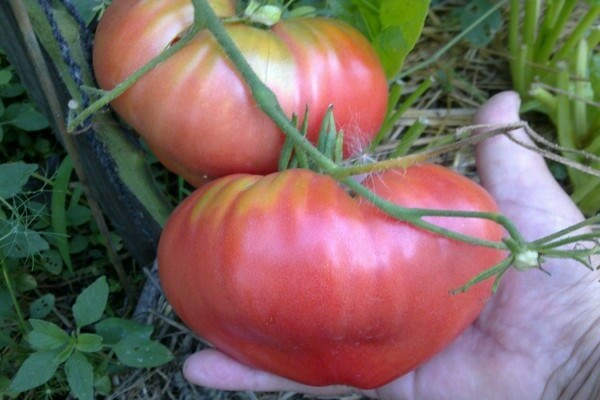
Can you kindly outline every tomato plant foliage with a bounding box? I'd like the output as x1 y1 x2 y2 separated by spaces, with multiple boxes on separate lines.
158 165 505 388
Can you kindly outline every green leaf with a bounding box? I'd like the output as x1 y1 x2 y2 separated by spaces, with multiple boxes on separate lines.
454 0 501 47
29 293 56 319
94 374 112 396
0 219 49 259
95 317 154 345
72 276 108 328
15 272 37 292
9 350 61 393
65 352 94 400
28 319 69 350
76 333 103 353
112 336 174 368
0 162 38 199
0 83 25 98
66 205 92 227
0 68 11 85
41 250 63 275
0 103 49 131
375 0 430 77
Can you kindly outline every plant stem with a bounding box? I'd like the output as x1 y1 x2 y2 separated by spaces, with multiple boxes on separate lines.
191 0 338 174
551 5 600 65
1 253 28 332
574 40 589 141
370 78 432 150
514 44 529 94
534 0 578 64
67 24 203 130
523 0 540 86
587 27 600 52
390 117 428 158
188 0 524 251
529 85 557 117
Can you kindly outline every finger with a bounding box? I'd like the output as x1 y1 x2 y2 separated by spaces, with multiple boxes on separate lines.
183 349 357 397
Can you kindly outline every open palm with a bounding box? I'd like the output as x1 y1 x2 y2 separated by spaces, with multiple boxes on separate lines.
183 92 600 400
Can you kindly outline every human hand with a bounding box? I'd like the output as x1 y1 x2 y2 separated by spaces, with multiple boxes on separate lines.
182 91 600 399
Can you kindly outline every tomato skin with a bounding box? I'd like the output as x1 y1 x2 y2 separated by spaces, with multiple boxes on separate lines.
93 0 388 185
157 165 505 388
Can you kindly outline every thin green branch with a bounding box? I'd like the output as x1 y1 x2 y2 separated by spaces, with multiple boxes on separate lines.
532 215 600 246
67 24 203 130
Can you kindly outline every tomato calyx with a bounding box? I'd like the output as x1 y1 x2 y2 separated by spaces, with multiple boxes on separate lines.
242 0 284 27
279 106 346 172
513 249 541 271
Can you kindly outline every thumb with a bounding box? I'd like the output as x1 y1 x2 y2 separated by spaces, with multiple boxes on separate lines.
474 91 549 195
473 91 584 241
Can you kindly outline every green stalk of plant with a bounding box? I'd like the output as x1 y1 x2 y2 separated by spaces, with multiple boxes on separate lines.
370 78 432 151
389 117 429 158
523 0 540 87
508 0 600 214
550 5 600 65
574 40 589 141
533 0 578 65
69 0 600 289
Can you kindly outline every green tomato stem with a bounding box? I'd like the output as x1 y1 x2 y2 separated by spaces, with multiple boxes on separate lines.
191 0 339 174
67 23 203 131
531 215 600 246
188 0 523 251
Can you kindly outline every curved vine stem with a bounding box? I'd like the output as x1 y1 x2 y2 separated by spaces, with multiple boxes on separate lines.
69 0 600 289
67 23 203 131
189 0 529 251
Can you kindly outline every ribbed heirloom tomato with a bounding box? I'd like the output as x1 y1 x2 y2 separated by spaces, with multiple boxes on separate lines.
92 0 388 185
157 165 506 389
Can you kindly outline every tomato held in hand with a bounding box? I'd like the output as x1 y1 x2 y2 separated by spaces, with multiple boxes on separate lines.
157 165 505 389
93 0 388 185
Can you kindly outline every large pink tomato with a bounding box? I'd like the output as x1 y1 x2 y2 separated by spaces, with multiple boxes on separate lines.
158 165 506 388
93 0 388 185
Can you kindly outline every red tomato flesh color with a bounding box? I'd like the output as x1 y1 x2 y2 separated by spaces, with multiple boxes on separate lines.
158 165 505 389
